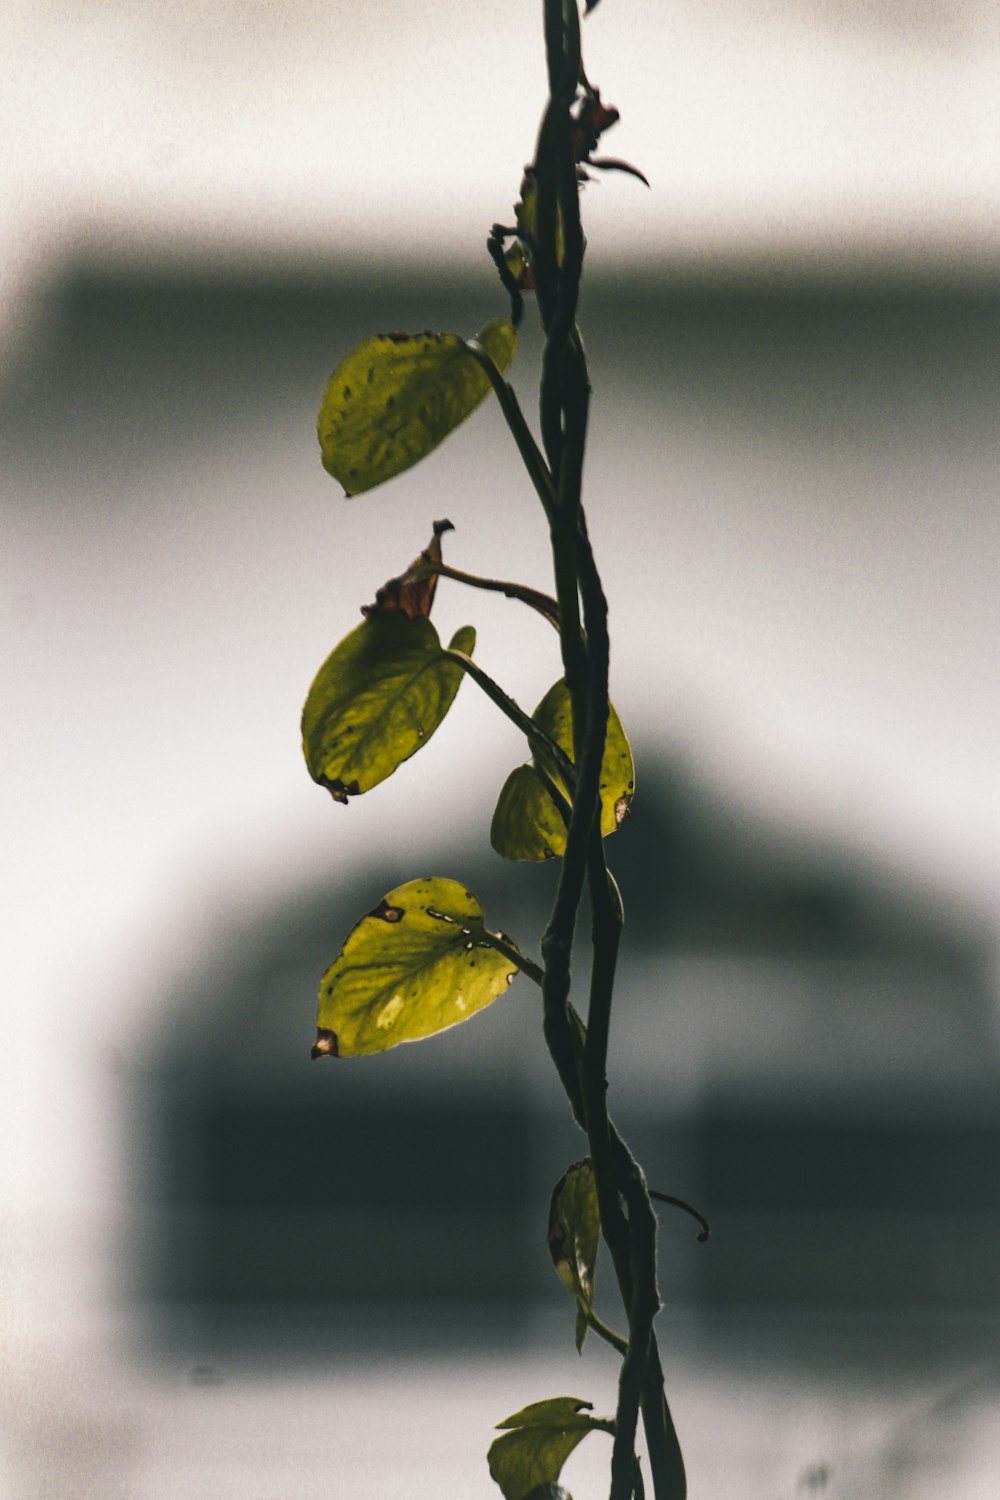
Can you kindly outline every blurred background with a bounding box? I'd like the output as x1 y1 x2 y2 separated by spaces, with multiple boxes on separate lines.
3 1 1000 1496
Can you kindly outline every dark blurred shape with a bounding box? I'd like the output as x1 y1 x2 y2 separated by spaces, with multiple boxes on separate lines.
155 1095 537 1308
698 1111 1000 1308
132 764 999 1359
12 258 994 1361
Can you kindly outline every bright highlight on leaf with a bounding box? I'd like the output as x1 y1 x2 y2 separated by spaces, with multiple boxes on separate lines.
491 680 634 860
302 614 475 802
312 877 521 1058
318 319 517 496
548 1160 601 1353
488 1397 612 1500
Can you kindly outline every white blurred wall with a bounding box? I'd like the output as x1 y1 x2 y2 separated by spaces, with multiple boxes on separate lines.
2 2 1000 1495
4 0 1000 353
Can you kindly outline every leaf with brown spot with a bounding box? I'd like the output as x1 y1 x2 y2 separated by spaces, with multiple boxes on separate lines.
313 877 521 1057
301 614 475 800
490 680 635 861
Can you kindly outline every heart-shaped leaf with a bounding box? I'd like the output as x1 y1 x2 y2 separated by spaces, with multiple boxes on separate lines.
312 877 521 1058
488 1398 612 1500
548 1160 600 1353
491 764 568 862
491 680 634 860
318 319 517 495
302 614 475 802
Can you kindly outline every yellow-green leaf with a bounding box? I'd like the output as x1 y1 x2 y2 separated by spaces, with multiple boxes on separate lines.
318 319 517 496
547 1161 601 1353
490 764 566 862
488 1398 611 1500
302 614 475 802
312 877 520 1058
514 170 564 267
491 680 634 861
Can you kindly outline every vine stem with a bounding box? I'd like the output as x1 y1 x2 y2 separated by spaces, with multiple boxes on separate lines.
424 558 560 629
481 931 545 988
463 337 556 523
583 1307 629 1358
535 126 650 1500
534 11 654 1484
441 648 576 797
531 4 686 1497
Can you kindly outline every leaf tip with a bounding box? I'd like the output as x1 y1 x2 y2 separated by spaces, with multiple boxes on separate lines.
311 1028 339 1059
319 775 360 804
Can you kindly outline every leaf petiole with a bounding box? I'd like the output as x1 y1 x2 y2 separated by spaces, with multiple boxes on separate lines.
479 931 544 988
580 1304 628 1357
422 557 560 630
463 337 557 522
440 648 577 794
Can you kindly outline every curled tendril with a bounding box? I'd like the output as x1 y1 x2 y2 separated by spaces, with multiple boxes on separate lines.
487 225 525 327
649 1189 711 1244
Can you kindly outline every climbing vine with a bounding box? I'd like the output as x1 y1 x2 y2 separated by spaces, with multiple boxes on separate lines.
303 4 696 1495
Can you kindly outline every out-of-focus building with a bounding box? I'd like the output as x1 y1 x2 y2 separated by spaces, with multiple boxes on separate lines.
4 2 1000 1494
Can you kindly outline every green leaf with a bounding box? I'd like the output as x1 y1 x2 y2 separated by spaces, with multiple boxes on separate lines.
302 614 475 802
491 764 567 862
312 877 520 1058
515 171 564 268
491 680 634 861
488 1398 611 1500
547 1161 600 1353
318 319 517 496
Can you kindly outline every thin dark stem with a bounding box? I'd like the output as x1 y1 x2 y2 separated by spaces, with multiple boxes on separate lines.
532 6 685 1497
480 932 545 987
441 648 576 795
424 558 559 629
576 503 686 1500
583 1306 629 1357
537 0 594 1149
641 1338 686 1500
534 761 573 830
536 6 644 1496
649 1191 711 1244
550 514 589 723
463 338 556 524
575 541 653 1499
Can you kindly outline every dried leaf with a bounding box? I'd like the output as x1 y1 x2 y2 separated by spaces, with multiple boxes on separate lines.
361 519 454 621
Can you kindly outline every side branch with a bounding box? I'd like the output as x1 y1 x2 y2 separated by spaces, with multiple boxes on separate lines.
441 649 576 797
463 338 556 521
425 559 560 629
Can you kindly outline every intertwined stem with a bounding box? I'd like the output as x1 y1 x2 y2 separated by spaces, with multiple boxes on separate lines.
533 3 686 1497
